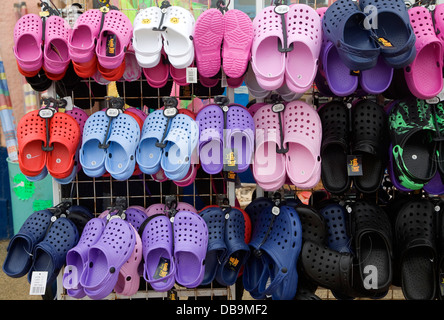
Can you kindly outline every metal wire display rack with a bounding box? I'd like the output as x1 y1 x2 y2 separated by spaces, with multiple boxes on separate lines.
40 0 244 300
39 0 414 301
51 83 239 299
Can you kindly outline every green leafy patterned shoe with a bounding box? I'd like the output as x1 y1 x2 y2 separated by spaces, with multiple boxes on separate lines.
388 98 437 189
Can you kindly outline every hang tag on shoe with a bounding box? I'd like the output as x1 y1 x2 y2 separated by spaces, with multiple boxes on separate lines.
347 155 363 176
224 170 237 182
153 257 170 280
29 271 48 295
272 103 288 154
106 33 117 57
440 273 444 297
227 254 241 271
370 34 396 49
223 148 238 172
39 11 50 18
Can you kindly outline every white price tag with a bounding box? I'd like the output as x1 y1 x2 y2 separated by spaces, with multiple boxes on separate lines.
29 271 48 295
186 67 198 84
63 96 74 111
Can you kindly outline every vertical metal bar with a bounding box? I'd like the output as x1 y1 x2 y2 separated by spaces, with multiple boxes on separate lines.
192 180 196 208
75 174 80 205
209 175 213 205
225 87 237 207
126 177 130 207
52 178 62 206
139 76 143 110
143 173 147 208
109 175 113 211
159 178 163 203
88 78 93 111
92 177 97 214
256 185 264 198
256 0 264 14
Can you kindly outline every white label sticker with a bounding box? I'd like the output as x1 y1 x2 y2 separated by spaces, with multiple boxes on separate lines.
271 206 280 216
108 214 123 221
186 67 198 83
274 5 289 14
272 103 285 113
426 97 440 104
163 107 178 118
38 108 54 119
29 271 48 295
106 108 121 118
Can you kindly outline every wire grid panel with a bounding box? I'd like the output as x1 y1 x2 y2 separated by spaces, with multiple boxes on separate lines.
56 90 236 298
49 0 245 300
54 83 236 299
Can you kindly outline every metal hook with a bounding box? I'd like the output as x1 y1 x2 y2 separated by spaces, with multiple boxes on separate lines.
216 0 230 13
